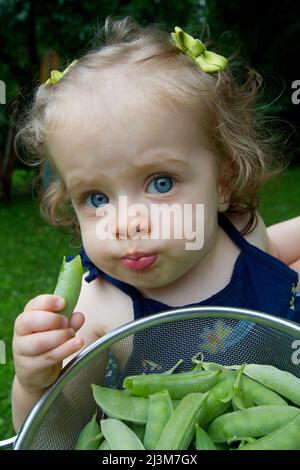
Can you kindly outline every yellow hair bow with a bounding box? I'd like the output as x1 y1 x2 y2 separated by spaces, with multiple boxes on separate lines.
171 26 228 73
45 59 78 85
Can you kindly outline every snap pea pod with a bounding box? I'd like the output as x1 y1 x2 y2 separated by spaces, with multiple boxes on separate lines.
238 413 300 450
232 365 256 410
123 370 219 399
154 392 208 450
241 375 288 406
74 413 103 450
207 405 300 443
92 385 148 424
238 364 300 406
101 418 145 450
195 424 216 450
213 364 288 406
144 390 174 450
53 255 83 317
200 372 235 426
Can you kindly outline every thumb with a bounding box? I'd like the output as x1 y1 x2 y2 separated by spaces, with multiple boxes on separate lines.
69 312 85 332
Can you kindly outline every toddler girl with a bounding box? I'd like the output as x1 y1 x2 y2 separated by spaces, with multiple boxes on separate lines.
12 17 300 430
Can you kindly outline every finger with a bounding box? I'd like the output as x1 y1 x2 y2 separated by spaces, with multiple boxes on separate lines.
14 328 76 357
24 294 65 313
69 312 85 332
39 336 84 366
17 335 84 378
15 311 69 336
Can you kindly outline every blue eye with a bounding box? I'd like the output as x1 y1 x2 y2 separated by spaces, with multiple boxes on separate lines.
85 193 109 208
147 176 174 194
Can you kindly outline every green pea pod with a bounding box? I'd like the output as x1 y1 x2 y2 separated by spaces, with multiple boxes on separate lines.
144 390 174 450
195 424 216 450
241 375 288 406
123 370 219 399
74 414 103 450
155 392 208 450
101 418 145 450
232 365 255 411
92 385 149 424
238 413 300 450
53 255 83 317
239 364 300 406
200 373 235 426
207 405 300 443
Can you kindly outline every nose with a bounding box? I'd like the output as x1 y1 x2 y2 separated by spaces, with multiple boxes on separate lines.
115 202 151 240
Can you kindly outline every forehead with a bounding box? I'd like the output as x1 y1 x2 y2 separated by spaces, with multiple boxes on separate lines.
45 77 215 181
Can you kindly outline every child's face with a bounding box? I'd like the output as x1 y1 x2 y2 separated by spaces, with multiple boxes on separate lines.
46 91 226 291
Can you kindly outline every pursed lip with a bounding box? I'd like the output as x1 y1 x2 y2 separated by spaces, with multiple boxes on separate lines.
121 252 158 271
122 252 155 260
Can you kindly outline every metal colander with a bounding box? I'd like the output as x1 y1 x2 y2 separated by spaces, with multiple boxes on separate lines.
4 306 300 450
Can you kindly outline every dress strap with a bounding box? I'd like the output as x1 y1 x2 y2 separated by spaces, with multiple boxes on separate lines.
218 213 250 250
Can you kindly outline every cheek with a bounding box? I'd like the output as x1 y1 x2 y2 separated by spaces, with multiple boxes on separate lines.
81 234 113 273
191 185 219 246
77 218 102 254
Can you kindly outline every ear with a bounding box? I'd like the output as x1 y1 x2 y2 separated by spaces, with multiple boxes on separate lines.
217 175 231 213
217 160 232 213
217 185 230 212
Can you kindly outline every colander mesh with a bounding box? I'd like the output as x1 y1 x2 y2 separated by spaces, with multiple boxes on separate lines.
23 314 300 450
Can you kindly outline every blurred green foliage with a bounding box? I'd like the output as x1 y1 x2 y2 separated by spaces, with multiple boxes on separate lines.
0 0 201 155
1 0 300 114
0 0 299 167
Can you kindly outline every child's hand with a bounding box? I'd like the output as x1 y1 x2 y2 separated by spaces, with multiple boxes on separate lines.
13 294 85 393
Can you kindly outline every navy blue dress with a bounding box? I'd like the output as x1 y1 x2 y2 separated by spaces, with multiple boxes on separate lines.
69 213 300 380
76 213 299 320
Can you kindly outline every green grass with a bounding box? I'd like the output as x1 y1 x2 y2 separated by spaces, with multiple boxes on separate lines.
0 166 299 442
259 166 300 225
0 173 77 441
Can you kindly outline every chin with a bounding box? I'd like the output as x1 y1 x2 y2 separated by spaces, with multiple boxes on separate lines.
130 272 175 290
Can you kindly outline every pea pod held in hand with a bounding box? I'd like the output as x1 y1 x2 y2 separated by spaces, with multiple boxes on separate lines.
53 255 83 318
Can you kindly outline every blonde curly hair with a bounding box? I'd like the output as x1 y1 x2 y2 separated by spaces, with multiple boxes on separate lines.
16 16 287 236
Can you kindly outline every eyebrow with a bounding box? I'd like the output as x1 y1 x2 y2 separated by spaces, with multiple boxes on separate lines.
131 157 190 170
68 157 189 191
69 178 101 192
